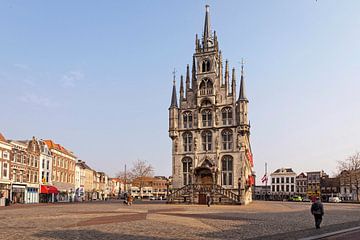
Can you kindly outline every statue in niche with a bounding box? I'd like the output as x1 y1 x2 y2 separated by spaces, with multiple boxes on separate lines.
237 134 242 150
215 108 219 125
174 138 178 153
215 135 220 160
194 137 198 151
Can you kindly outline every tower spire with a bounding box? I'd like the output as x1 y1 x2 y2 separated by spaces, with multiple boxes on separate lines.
180 75 184 100
186 64 190 91
225 59 229 95
239 58 247 100
232 67 236 99
203 5 211 48
191 56 197 89
170 69 178 108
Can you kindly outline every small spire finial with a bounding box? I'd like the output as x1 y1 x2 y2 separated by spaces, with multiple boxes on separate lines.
241 58 244 75
238 58 247 101
172 68 176 85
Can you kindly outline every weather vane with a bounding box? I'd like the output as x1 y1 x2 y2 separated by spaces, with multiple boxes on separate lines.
238 58 245 74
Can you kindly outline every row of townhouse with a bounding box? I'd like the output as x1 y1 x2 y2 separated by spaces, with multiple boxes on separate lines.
268 168 332 200
258 167 360 202
129 176 170 199
0 132 115 206
75 162 126 202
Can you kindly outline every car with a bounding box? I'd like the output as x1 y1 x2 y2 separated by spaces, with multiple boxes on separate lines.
290 196 303 202
329 197 341 203
302 197 311 202
149 196 156 200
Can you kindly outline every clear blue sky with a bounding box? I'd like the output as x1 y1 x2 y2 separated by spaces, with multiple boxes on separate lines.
1 1 359 181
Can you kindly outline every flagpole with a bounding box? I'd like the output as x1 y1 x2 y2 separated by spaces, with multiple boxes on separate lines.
265 162 268 200
265 162 267 187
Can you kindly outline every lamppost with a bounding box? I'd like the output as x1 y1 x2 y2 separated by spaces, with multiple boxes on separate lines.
166 181 169 198
238 178 241 197
69 188 73 203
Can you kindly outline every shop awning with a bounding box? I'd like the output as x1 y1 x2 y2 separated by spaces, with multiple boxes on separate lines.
40 185 59 194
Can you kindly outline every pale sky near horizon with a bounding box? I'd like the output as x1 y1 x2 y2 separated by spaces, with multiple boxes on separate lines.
1 1 359 183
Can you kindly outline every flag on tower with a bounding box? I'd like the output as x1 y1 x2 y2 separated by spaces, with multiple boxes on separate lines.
261 174 268 183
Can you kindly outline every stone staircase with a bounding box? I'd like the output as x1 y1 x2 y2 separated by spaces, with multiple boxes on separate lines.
167 184 241 205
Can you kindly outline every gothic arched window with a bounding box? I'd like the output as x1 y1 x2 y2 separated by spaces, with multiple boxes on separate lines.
202 59 211 72
202 131 212 151
222 107 233 125
202 109 212 127
183 111 192 129
183 132 193 152
182 157 192 185
222 156 233 186
222 129 233 150
199 78 213 95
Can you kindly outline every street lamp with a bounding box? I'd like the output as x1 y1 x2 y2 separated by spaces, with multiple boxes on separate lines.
69 188 73 203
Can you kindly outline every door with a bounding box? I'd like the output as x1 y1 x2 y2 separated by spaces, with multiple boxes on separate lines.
199 193 206 204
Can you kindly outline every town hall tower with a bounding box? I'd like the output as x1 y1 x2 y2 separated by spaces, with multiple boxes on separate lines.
168 6 254 204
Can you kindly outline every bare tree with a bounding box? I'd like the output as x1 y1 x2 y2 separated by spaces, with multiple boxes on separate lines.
131 159 154 178
337 152 360 201
130 159 154 197
117 159 154 197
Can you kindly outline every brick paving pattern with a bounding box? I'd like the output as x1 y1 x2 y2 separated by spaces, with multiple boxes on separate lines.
0 201 360 239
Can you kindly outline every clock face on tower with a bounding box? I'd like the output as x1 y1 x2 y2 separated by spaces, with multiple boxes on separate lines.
207 39 214 47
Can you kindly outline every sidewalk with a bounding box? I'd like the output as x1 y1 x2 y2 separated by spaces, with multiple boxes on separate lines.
300 226 360 240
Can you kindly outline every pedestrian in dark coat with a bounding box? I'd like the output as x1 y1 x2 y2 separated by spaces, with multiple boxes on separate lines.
311 197 324 229
206 193 211 207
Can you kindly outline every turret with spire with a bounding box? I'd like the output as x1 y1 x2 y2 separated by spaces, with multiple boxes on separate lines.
169 71 179 139
237 59 250 134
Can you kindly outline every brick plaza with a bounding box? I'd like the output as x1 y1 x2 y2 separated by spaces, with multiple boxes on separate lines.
1 201 360 239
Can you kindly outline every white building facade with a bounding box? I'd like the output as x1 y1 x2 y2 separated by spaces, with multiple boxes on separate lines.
270 168 297 200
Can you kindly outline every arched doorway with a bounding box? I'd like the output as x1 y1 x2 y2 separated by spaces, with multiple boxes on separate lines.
195 167 213 185
194 159 215 185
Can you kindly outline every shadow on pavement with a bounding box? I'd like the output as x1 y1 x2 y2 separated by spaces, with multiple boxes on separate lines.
34 229 173 240
197 219 360 240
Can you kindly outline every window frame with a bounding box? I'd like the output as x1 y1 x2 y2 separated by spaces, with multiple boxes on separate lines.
202 109 212 127
221 129 233 150
183 132 193 152
221 156 233 186
182 158 192 185
202 131 212 151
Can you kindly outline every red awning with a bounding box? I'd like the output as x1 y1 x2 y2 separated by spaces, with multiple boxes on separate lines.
40 185 59 194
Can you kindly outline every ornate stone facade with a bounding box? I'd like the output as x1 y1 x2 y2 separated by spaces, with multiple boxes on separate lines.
168 6 254 204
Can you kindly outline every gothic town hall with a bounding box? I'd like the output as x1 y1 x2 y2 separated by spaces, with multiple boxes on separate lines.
168 6 254 205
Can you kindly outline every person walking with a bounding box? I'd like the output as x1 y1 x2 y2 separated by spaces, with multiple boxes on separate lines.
311 197 324 229
206 192 211 207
